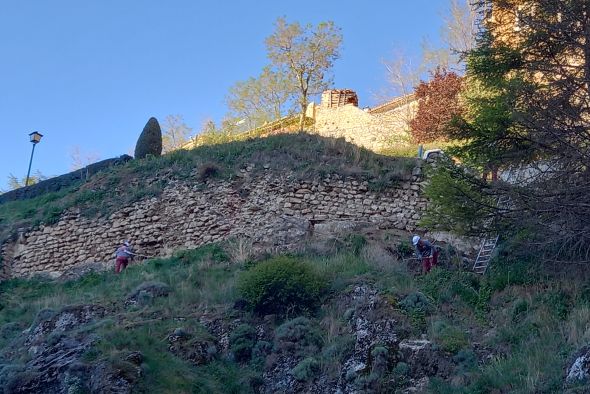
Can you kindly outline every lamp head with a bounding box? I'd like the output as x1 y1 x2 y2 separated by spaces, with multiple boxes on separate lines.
29 131 43 144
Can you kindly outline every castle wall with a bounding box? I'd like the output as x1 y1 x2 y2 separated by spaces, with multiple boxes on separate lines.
0 170 426 279
313 100 417 151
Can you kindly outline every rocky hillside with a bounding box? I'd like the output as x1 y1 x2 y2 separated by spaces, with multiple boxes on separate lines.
1 225 589 393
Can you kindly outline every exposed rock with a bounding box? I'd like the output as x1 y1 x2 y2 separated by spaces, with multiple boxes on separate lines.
566 346 590 383
25 304 105 346
89 360 141 394
337 284 398 393
0 305 120 394
167 328 218 366
398 338 454 380
125 281 171 306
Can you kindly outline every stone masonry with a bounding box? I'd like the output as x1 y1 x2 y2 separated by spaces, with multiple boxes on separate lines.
1 169 426 279
311 90 418 152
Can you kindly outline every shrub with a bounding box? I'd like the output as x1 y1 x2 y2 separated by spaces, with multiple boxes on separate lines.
396 240 414 257
399 292 432 314
198 162 220 181
237 256 326 315
229 324 257 362
430 320 468 354
134 117 163 159
291 357 320 382
274 317 323 357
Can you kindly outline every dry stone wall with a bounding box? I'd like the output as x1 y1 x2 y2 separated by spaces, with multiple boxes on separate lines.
1 169 427 279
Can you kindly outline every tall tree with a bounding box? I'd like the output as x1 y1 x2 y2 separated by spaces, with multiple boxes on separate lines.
265 18 342 131
162 115 193 153
428 0 590 264
226 66 296 130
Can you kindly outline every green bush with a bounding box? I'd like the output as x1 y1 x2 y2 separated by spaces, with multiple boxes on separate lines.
229 324 257 362
274 317 323 357
237 256 326 315
291 357 320 382
135 117 163 159
396 240 414 257
430 320 468 354
399 292 432 313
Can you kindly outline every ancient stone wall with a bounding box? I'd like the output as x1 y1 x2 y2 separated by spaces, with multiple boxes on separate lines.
313 99 417 151
0 169 426 279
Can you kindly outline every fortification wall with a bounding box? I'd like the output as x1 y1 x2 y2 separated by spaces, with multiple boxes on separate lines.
0 169 426 279
313 100 417 151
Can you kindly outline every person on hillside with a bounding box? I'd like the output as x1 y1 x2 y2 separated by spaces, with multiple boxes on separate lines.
114 240 135 274
412 235 439 273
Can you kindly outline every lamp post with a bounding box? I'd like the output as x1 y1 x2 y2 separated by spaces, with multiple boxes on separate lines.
25 131 43 187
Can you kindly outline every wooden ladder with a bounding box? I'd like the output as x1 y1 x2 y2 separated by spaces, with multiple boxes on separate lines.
472 234 499 274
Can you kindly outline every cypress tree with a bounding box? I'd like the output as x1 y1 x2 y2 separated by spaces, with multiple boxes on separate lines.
134 117 163 159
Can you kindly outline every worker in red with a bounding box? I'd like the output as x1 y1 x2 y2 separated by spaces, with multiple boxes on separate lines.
412 235 439 274
114 240 135 274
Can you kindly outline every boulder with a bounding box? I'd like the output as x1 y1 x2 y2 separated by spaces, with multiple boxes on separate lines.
125 281 171 306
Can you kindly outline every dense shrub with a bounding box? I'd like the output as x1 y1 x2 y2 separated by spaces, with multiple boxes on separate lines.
237 256 326 315
399 292 432 314
134 117 163 159
274 317 323 357
229 324 257 362
291 357 320 382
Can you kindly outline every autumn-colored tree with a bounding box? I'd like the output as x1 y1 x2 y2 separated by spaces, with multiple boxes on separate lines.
409 69 463 143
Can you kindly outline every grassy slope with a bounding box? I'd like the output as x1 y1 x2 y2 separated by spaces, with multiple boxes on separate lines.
0 133 417 245
1 239 589 393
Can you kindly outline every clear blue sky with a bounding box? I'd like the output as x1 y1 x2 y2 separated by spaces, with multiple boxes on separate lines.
0 0 448 190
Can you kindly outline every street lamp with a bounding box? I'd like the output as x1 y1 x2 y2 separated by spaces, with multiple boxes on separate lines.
25 131 43 187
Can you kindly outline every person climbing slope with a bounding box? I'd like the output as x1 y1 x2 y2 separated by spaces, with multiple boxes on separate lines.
114 240 135 274
412 235 439 274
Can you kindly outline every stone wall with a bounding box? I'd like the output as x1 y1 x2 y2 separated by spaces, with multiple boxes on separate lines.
311 92 418 152
0 169 426 279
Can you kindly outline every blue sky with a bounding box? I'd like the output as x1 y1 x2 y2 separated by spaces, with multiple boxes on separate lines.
0 0 448 190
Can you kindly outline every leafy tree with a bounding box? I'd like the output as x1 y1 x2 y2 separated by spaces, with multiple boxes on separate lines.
226 66 296 130
265 17 342 131
409 68 463 143
161 115 192 153
134 117 163 159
